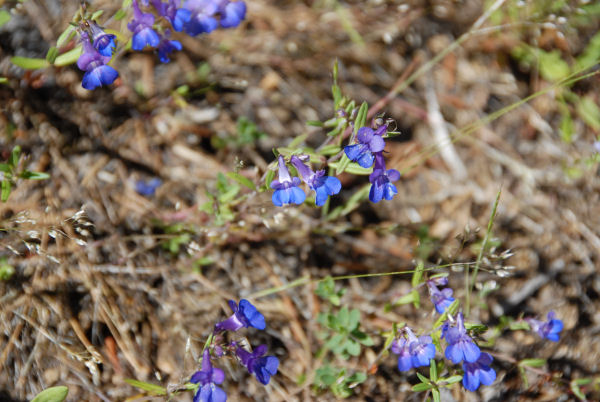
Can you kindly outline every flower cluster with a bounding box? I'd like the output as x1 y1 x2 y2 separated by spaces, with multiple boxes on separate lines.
271 154 341 207
190 299 278 402
75 0 246 89
344 124 400 203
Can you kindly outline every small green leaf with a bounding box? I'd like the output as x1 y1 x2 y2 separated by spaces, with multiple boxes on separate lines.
538 50 570 81
56 25 76 48
353 101 369 135
348 309 360 331
412 382 433 392
442 375 463 386
11 56 50 70
2 178 12 202
352 330 374 346
416 372 430 384
9 146 21 168
345 339 361 356
46 47 59 64
577 96 600 131
124 379 167 395
19 171 50 180
0 77 7 84
91 10 104 20
432 387 441 402
412 261 425 287
54 46 83 67
0 258 15 280
330 159 371 175
337 306 350 328
509 321 530 331
114 9 127 20
393 291 417 306
519 358 546 368
306 120 324 127
430 359 438 381
0 163 11 173
346 371 367 384
319 144 341 156
31 386 69 402
226 171 256 191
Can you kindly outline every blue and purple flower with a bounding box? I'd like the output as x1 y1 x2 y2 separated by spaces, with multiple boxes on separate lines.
526 311 563 342
128 0 161 50
77 32 119 90
271 155 306 207
443 313 481 364
214 299 266 332
289 155 341 206
191 350 227 402
426 279 455 314
368 152 400 203
236 344 279 385
344 125 386 168
462 352 496 392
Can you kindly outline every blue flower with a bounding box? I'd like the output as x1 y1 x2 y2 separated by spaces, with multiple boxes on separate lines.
214 299 266 332
135 178 162 196
462 352 496 392
219 1 246 28
181 0 219 36
368 153 400 203
426 280 455 314
77 32 119 90
526 311 563 342
128 0 160 50
88 21 116 56
236 344 279 385
391 337 413 372
157 30 182 63
443 313 481 364
271 155 306 206
391 328 436 371
191 350 227 402
344 125 386 168
289 155 341 206
151 0 192 31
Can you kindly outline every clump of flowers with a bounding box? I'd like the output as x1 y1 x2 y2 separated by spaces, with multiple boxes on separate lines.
74 0 246 89
190 299 278 401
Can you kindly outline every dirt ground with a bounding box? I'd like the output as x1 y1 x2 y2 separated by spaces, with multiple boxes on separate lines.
1 0 599 401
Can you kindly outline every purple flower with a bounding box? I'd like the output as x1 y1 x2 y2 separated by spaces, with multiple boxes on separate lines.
289 155 341 206
214 299 266 332
443 313 481 364
88 22 116 56
218 1 246 28
462 352 496 392
128 0 160 50
191 350 227 402
391 328 436 371
526 311 563 342
391 337 413 372
236 344 279 385
344 125 386 168
181 0 219 36
368 153 400 203
157 30 182 63
271 155 306 206
135 178 162 196
77 32 119 90
426 280 455 314
406 328 436 368
151 0 192 31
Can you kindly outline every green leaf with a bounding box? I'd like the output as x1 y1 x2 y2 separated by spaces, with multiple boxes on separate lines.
288 133 308 149
0 163 11 173
19 171 50 180
46 47 59 64
442 375 463 385
353 101 369 135
54 46 83 67
91 10 104 20
538 50 571 81
559 105 574 143
509 321 530 331
0 10 11 28
306 120 324 127
346 371 367 384
114 9 127 20
345 339 361 356
430 359 438 381
348 309 360 331
124 379 167 396
412 382 433 392
31 386 69 402
318 144 341 156
519 358 546 368
577 96 600 131
393 291 417 306
0 258 15 280
56 25 76 48
330 159 371 175
434 299 460 329
416 372 430 384
352 329 374 346
432 387 441 402
1 180 11 202
411 261 425 287
0 77 7 84
226 171 256 191
11 56 50 70
9 146 21 168
337 306 350 329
